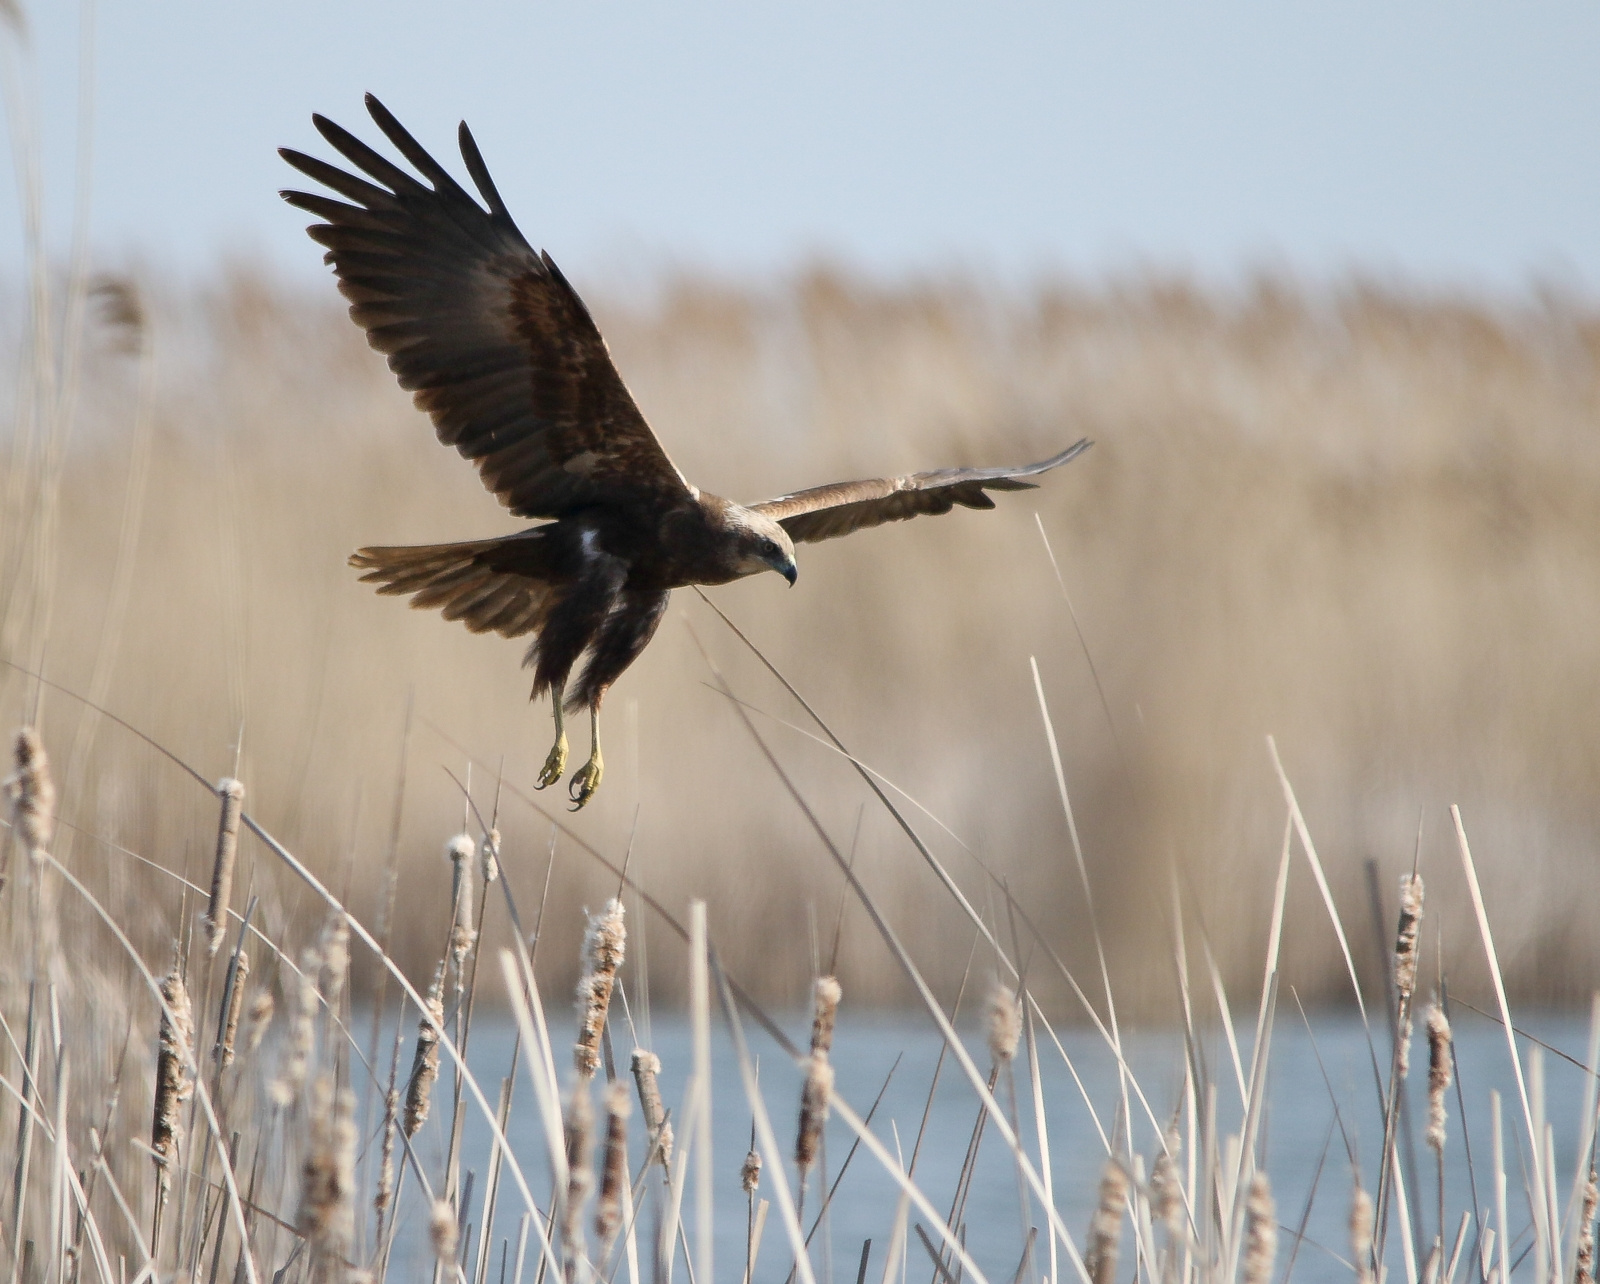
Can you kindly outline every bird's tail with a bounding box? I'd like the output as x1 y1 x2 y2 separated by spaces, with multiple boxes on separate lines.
350 535 558 639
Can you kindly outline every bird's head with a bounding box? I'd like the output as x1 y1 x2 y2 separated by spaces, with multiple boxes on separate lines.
728 507 798 586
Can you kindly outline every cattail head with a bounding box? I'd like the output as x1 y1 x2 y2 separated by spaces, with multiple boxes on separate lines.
987 981 1023 1065
1085 1159 1129 1284
1242 1173 1277 1284
1425 1002 1453 1155
403 961 447 1137
246 988 274 1054
5 726 55 858
296 1073 357 1257
319 911 351 1011
429 1198 458 1263
594 1081 631 1246
90 274 146 354
1394 873 1424 1004
203 778 245 957
1150 1128 1184 1237
1351 1185 1375 1284
1576 1164 1597 1284
631 1048 673 1168
741 1147 762 1196
479 828 501 883
269 947 320 1107
809 976 842 1057
563 1076 596 1257
151 964 194 1197
216 948 250 1069
575 899 626 1078
795 1054 834 1174
375 1078 399 1219
447 834 478 972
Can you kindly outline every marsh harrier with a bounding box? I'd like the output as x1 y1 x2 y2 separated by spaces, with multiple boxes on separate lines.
281 97 1090 808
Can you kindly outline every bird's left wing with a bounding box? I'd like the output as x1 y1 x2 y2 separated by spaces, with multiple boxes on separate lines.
747 440 1090 544
280 95 693 520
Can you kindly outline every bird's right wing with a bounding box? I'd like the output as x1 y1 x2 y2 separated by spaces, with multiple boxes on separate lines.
350 535 562 638
748 440 1090 544
281 95 693 520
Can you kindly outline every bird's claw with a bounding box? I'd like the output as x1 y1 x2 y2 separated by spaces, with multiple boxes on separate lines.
567 755 603 811
535 734 568 790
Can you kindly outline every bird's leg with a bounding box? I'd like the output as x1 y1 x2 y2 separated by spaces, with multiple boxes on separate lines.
567 704 604 810
534 682 568 790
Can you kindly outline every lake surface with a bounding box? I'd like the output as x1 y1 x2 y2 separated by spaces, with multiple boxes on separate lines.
379 1006 1597 1284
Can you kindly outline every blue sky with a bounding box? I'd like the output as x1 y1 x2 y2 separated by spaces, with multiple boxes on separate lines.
6 1 1600 293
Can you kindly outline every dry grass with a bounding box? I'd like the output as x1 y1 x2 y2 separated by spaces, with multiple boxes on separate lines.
4 265 1600 1008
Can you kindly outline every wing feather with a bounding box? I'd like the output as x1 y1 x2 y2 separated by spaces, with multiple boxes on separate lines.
748 440 1091 544
282 94 691 519
350 536 561 638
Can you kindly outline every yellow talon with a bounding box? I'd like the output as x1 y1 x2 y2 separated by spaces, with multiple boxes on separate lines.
535 733 568 790
568 705 604 810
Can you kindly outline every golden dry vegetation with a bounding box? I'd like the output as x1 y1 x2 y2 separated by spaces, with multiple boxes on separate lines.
5 266 1600 1009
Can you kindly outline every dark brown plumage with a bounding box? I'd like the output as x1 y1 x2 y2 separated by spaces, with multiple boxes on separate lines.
281 95 1090 808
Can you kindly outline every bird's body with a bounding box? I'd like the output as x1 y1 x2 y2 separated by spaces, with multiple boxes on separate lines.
282 97 1089 807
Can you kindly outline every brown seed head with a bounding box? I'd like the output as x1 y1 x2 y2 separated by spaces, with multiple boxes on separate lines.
563 1077 596 1256
152 964 194 1195
6 726 55 858
1425 1003 1453 1155
429 1199 458 1263
741 1147 762 1196
1351 1186 1375 1284
595 1081 632 1246
987 981 1023 1065
203 778 245 957
296 1074 357 1256
575 899 626 1078
246 989 275 1054
480 828 501 883
809 976 842 1057
1394 873 1424 1003
1085 1159 1129 1284
217 948 250 1069
1242 1173 1277 1284
1576 1164 1598 1284
1150 1128 1184 1236
795 1054 834 1173
403 961 447 1137
631 1048 673 1168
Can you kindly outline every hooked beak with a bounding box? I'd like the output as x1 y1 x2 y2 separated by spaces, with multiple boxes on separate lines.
780 559 798 587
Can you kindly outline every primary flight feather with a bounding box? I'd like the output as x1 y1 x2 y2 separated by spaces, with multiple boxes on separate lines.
281 95 1090 808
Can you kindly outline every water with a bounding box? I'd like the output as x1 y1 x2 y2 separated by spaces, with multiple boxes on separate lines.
385 1007 1596 1284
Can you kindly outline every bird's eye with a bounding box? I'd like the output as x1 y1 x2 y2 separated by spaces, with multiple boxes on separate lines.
761 539 776 555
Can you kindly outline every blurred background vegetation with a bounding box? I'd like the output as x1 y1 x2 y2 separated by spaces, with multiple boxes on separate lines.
4 264 1598 1012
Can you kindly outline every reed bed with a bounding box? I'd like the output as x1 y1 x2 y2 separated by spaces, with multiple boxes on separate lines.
4 693 1600 1284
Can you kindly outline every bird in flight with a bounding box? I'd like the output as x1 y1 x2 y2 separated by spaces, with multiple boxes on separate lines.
281 96 1090 809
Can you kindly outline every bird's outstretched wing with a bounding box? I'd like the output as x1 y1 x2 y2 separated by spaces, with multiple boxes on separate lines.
748 440 1091 544
280 94 692 520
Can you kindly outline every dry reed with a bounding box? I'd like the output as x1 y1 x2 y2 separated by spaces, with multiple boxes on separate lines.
151 963 193 1208
562 1076 595 1257
217 947 250 1069
574 898 626 1078
1424 1002 1452 1155
297 1072 357 1257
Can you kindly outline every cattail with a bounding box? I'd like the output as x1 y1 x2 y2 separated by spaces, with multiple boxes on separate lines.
987 980 1023 1065
1575 1164 1598 1284
403 961 447 1137
447 834 478 973
269 948 320 1107
631 1049 673 1168
245 989 274 1054
203 778 244 957
297 1073 357 1256
216 948 250 1069
809 976 842 1057
1394 874 1424 1077
1150 1128 1184 1237
1425 1003 1453 1155
795 1055 834 1174
429 1198 458 1263
374 1076 399 1219
319 911 351 1012
594 1081 631 1246
575 899 626 1078
151 964 194 1199
90 274 146 353
479 827 501 884
741 1147 762 1195
1351 1186 1375 1284
5 726 55 858
1242 1173 1277 1284
563 1077 595 1256
1084 1159 1129 1284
